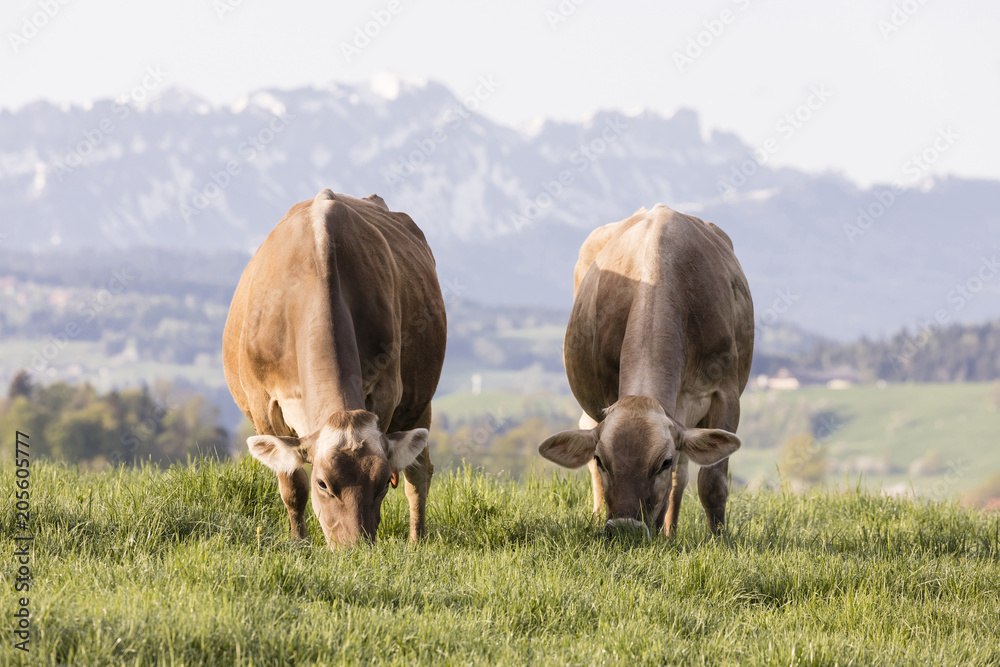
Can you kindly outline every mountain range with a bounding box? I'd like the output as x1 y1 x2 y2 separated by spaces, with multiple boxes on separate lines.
2 75 998 340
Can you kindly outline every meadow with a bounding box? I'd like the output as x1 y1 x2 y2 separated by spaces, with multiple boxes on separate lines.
430 382 1000 498
2 457 998 665
735 382 1000 495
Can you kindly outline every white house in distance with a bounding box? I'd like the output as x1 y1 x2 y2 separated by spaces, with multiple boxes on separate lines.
756 366 860 391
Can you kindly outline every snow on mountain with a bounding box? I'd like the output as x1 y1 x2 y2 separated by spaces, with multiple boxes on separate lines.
1 77 998 338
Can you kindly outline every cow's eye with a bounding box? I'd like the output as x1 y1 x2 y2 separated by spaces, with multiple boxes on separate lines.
594 455 604 470
660 458 673 473
317 479 328 491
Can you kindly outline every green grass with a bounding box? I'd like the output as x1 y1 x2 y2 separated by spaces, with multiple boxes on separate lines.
2 459 999 665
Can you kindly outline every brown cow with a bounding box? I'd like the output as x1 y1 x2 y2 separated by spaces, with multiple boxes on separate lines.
538 204 753 537
223 190 446 547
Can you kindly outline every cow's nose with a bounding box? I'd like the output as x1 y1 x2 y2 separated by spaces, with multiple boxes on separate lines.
326 528 368 550
604 518 651 540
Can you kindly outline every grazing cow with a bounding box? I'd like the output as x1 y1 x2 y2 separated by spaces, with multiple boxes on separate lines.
223 190 446 547
538 205 753 537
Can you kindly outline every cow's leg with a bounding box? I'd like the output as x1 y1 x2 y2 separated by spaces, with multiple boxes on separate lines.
248 396 308 540
587 459 604 522
663 452 689 537
697 394 740 535
278 468 310 540
698 458 729 536
403 404 434 542
579 413 604 521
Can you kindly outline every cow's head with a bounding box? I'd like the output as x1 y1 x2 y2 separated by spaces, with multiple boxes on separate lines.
537 395 740 535
247 410 427 548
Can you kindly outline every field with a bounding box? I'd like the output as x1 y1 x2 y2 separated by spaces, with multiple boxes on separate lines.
2 458 999 665
430 382 1000 499
735 382 1000 495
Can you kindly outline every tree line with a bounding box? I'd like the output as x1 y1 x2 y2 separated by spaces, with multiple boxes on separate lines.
0 370 575 476
753 320 1000 382
0 371 230 467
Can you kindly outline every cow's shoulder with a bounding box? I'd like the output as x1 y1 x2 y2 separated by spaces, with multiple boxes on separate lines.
574 221 619 293
644 204 735 253
244 190 385 307
314 190 430 255
573 207 651 294
702 221 734 250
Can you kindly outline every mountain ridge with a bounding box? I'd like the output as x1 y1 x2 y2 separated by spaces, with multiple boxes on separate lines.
1 76 998 339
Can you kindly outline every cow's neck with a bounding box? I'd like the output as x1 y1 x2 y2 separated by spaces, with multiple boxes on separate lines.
616 286 685 417
298 277 368 431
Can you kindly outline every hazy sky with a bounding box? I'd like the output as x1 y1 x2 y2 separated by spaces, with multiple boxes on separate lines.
3 0 998 186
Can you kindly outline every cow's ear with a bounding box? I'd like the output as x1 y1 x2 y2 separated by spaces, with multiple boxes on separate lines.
385 428 428 471
538 429 598 469
247 435 310 473
678 427 741 466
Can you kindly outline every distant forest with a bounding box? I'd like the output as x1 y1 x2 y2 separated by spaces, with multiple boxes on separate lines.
754 320 1000 383
0 370 577 475
0 371 230 467
1 249 1000 469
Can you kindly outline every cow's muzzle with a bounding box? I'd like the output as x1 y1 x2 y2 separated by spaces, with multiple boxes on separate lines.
604 518 651 540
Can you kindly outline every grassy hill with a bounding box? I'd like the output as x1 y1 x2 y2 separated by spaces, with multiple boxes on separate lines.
432 390 579 423
430 382 1000 500
736 382 1000 496
2 458 998 665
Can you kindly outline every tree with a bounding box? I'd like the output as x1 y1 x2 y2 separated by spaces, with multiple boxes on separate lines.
0 377 231 467
0 396 51 459
779 433 827 488
44 402 119 463
7 370 33 399
489 417 568 477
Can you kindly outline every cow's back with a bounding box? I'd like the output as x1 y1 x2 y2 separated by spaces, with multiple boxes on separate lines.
325 194 447 431
223 191 446 436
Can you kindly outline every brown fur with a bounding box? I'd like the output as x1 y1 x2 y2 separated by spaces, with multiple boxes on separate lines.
540 205 753 536
326 410 379 436
223 190 446 547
